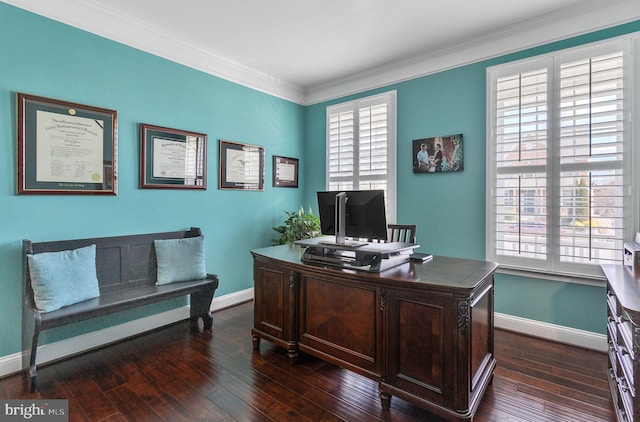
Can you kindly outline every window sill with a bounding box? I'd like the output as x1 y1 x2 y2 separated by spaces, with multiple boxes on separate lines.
495 265 606 287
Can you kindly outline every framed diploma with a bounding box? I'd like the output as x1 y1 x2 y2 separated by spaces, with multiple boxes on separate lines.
17 93 118 195
273 156 299 188
219 140 264 191
140 124 207 189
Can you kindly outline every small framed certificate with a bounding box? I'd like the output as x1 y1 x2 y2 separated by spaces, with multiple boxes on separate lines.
219 140 264 191
17 93 118 195
273 156 299 188
140 124 207 189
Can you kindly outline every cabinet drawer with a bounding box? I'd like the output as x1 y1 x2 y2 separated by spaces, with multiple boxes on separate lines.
619 318 636 361
609 342 619 375
608 318 618 344
608 292 619 317
619 376 635 422
620 349 636 397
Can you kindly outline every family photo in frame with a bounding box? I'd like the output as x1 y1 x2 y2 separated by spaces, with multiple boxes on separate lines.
413 133 464 173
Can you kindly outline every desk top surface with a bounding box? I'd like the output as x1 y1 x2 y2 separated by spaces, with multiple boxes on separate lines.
252 243 498 291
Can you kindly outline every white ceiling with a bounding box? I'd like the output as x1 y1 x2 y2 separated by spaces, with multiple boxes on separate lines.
4 0 640 104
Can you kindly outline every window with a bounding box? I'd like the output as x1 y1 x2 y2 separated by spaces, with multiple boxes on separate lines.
486 37 636 279
326 91 397 224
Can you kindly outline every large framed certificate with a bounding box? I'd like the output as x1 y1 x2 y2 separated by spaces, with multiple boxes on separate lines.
219 140 264 191
17 93 118 195
140 124 207 189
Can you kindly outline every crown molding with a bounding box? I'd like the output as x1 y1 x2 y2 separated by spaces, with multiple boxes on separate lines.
3 0 639 105
304 0 640 104
2 0 307 104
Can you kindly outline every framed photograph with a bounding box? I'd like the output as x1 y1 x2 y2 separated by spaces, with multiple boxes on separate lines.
140 123 207 189
413 133 464 173
273 156 299 188
219 140 265 191
17 92 118 195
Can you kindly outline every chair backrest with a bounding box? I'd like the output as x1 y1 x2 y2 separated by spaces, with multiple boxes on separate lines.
24 227 203 297
388 224 417 243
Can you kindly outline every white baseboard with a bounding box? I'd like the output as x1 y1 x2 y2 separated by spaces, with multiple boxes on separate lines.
210 287 254 312
0 292 606 380
0 288 255 379
495 312 607 352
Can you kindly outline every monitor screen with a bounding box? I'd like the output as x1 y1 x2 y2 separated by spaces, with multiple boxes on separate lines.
317 190 388 242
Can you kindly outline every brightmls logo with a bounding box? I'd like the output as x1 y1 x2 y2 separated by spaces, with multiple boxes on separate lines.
0 400 68 421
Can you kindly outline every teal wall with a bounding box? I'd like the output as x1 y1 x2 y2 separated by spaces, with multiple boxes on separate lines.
1 2 638 362
0 3 304 356
304 21 640 335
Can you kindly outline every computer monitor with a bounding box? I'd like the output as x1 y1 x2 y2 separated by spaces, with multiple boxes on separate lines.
317 190 388 245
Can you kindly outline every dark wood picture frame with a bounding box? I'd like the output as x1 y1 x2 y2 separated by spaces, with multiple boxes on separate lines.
17 92 118 195
140 123 207 189
219 140 265 191
273 156 299 188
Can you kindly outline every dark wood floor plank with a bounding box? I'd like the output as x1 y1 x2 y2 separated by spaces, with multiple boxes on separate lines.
498 365 612 411
498 352 609 397
202 350 338 421
162 380 236 422
203 382 274 422
110 343 235 422
74 350 126 393
252 343 432 422
495 330 608 370
95 413 129 422
212 334 383 421
104 385 162 422
54 358 119 421
0 301 615 421
36 365 91 422
189 334 352 421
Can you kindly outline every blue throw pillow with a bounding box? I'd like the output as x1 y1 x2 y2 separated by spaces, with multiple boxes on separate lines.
27 244 100 313
154 236 207 285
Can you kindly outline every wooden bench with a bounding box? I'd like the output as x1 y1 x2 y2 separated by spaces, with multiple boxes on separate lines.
22 227 219 392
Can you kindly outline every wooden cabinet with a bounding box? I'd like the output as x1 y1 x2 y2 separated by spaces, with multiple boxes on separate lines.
252 244 498 422
252 254 298 362
381 283 494 417
298 272 383 379
602 264 640 422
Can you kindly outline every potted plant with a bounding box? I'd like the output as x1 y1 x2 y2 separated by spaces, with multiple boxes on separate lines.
272 207 321 245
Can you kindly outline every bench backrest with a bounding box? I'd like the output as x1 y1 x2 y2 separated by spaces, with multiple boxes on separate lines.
23 227 203 302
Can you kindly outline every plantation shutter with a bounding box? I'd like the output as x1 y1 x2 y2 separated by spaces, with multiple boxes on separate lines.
557 51 625 266
357 101 389 192
487 38 632 278
327 108 355 191
326 91 397 224
494 68 549 261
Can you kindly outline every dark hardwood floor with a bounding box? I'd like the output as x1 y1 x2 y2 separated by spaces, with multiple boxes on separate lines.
0 301 614 421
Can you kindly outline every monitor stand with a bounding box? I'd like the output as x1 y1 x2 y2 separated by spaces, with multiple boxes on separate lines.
319 238 368 248
295 237 418 272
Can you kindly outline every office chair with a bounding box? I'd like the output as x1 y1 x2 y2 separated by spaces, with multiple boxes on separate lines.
369 224 417 243
388 224 417 243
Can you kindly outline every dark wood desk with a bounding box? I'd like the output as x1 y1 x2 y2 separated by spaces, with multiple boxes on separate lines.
251 244 497 422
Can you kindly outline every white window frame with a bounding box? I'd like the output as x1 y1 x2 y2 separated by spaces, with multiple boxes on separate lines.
486 35 639 282
326 90 397 225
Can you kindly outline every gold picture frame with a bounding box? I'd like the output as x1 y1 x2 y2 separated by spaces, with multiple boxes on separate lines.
17 92 118 195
